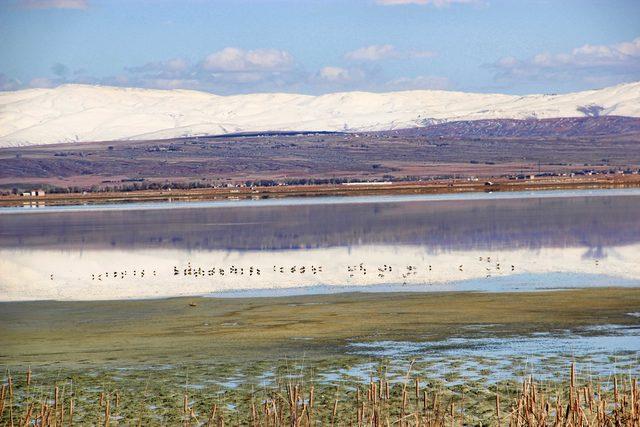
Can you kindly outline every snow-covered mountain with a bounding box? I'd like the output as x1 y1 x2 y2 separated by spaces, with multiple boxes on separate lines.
1 82 639 147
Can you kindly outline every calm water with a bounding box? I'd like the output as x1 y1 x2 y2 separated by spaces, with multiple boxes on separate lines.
1 189 639 301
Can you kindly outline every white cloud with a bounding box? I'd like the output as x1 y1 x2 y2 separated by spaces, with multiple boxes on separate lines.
497 37 640 71
376 0 477 7
164 58 189 73
202 47 293 72
127 58 190 76
6 41 441 95
345 44 398 61
495 56 519 68
118 48 298 93
386 75 450 90
345 44 436 61
138 78 201 90
18 0 88 9
493 37 640 84
318 66 353 82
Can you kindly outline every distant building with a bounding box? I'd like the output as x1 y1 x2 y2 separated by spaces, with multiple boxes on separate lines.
23 189 45 197
342 181 393 186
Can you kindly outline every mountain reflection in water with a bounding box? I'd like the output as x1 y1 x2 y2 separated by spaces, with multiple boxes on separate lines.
1 194 638 252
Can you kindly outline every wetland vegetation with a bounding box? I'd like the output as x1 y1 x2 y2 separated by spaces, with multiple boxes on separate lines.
2 288 640 425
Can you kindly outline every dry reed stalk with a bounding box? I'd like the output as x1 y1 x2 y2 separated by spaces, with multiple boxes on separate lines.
52 385 58 425
330 395 338 427
251 401 257 426
69 397 74 426
20 402 33 427
496 390 501 426
449 401 454 427
402 389 408 418
60 385 66 427
423 391 427 415
190 406 199 425
309 384 315 426
0 384 6 419
104 394 110 427
5 365 640 427
8 375 14 427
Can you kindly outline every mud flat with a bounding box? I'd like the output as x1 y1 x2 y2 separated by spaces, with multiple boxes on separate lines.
2 288 640 425
2 287 640 364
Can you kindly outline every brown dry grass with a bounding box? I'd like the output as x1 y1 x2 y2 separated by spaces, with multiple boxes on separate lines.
1 364 638 426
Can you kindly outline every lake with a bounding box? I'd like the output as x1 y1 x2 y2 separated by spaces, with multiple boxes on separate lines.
1 188 640 301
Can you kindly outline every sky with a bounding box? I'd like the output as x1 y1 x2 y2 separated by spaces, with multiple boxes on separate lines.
0 0 639 95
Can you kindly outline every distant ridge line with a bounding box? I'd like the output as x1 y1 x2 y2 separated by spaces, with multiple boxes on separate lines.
148 116 640 143
375 116 640 139
2 81 639 147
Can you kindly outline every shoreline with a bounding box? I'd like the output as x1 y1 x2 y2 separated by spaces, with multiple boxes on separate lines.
2 174 639 207
2 279 640 304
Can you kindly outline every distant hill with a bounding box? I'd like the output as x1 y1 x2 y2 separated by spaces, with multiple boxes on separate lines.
378 116 640 139
1 82 639 147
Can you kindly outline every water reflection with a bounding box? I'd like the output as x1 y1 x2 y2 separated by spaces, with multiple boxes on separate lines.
1 191 639 300
1 193 639 252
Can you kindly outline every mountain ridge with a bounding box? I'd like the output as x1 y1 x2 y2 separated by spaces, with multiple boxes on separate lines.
381 116 640 139
1 82 639 147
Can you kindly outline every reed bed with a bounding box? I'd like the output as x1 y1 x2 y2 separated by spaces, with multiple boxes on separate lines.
1 363 638 426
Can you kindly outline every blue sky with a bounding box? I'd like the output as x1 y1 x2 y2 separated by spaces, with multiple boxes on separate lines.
1 0 639 94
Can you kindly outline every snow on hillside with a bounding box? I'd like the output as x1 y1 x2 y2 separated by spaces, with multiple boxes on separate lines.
0 82 639 147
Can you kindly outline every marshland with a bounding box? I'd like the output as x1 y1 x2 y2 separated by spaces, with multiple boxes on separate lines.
1 189 640 425
2 288 640 425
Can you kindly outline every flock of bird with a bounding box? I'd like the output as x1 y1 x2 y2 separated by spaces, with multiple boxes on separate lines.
78 257 527 283
171 263 325 277
51 255 601 284
90 269 157 281
49 256 601 283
